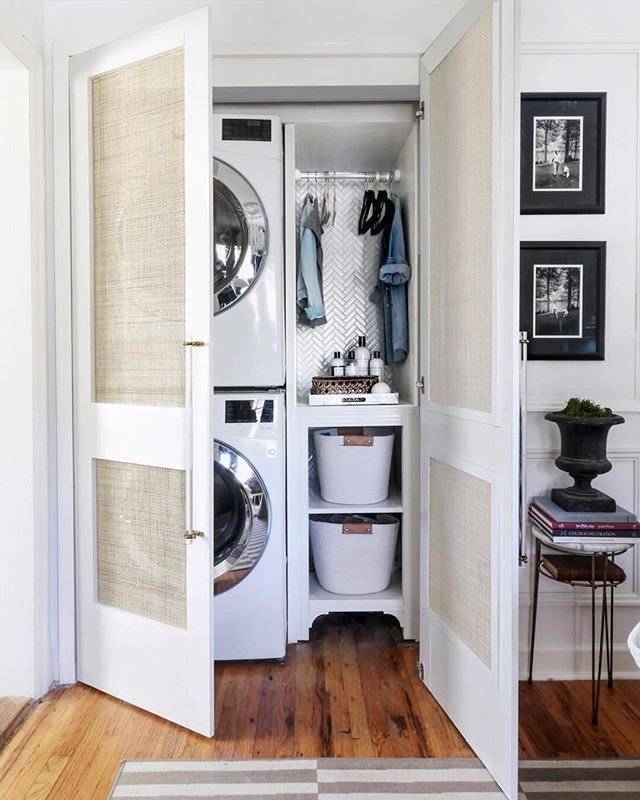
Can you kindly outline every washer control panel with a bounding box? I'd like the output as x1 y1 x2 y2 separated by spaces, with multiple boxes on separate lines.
224 399 274 424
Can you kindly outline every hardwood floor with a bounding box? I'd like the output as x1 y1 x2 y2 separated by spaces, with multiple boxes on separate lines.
519 678 640 758
0 615 472 800
0 615 638 799
0 699 30 747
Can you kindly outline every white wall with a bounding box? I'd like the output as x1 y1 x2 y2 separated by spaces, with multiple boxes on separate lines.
0 0 49 699
44 0 464 85
0 0 44 52
520 0 640 678
0 56 35 698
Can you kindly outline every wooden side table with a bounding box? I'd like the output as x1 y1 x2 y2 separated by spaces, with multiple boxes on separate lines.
528 523 632 725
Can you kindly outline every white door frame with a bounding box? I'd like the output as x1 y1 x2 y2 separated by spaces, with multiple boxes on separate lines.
52 43 77 686
0 16 51 698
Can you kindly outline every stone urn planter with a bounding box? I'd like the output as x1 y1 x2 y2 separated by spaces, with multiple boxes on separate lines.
545 406 625 512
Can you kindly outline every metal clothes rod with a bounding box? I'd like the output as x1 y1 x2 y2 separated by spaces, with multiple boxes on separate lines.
295 169 401 182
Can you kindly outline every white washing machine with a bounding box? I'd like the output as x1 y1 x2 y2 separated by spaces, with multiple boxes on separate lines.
213 115 285 388
214 390 286 660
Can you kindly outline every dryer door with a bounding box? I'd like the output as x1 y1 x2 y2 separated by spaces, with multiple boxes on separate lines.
214 441 270 594
213 159 268 314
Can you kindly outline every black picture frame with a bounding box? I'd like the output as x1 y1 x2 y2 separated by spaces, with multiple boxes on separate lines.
520 241 606 360
521 93 606 214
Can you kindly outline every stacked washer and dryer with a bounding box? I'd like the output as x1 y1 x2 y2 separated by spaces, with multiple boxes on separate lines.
212 115 287 660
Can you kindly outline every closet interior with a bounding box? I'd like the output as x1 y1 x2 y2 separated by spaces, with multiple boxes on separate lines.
275 107 422 643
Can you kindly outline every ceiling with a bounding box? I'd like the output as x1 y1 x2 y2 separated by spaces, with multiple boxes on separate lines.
295 121 415 172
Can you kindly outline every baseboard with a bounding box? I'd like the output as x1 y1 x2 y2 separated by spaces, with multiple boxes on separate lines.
519 643 639 680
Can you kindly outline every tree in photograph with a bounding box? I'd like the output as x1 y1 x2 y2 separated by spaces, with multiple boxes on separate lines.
536 118 561 164
536 266 567 313
564 118 581 162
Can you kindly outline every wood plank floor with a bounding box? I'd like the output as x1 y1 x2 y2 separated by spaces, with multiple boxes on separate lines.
519 678 640 758
0 699 30 745
0 614 638 799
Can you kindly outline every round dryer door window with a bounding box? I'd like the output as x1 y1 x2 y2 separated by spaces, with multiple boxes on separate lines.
213 159 268 315
214 441 270 595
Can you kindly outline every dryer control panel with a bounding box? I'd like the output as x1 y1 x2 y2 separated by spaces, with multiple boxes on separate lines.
213 114 282 161
222 118 272 142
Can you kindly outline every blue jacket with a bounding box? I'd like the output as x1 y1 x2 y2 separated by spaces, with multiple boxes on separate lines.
297 195 326 327
374 194 411 363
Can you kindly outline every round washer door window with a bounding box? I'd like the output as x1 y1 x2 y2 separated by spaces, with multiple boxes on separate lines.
214 441 270 595
213 159 268 315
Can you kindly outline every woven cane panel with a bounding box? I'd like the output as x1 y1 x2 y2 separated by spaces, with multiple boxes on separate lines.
96 459 186 629
429 458 492 668
295 180 390 402
92 49 185 407
428 10 493 413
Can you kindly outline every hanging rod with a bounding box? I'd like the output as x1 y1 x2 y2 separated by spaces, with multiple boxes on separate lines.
295 169 401 183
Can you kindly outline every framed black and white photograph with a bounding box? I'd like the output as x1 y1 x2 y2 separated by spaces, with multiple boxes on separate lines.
520 241 606 360
533 116 583 191
521 94 606 214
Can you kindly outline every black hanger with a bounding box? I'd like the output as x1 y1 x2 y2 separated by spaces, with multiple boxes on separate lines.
358 189 376 234
370 190 394 235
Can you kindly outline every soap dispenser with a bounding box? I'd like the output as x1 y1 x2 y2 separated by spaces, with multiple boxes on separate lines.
330 351 345 376
345 350 357 376
369 350 385 381
354 336 370 376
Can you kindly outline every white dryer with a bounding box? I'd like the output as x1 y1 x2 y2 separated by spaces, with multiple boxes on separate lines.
213 115 285 388
214 390 286 660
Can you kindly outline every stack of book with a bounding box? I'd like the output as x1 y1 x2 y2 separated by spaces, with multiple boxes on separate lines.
530 496 640 544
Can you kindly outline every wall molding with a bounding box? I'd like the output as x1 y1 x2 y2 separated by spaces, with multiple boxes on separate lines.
519 642 639 680
522 42 640 54
519 590 640 608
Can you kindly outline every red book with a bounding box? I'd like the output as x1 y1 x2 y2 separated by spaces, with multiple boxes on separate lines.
530 503 640 531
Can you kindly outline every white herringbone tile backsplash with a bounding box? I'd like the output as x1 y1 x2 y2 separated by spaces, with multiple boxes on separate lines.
295 179 389 402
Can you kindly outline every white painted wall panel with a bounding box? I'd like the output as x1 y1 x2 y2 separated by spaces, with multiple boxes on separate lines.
520 0 640 679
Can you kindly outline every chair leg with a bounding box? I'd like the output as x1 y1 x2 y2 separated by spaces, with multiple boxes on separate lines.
603 584 611 683
593 555 609 726
609 558 615 689
528 538 541 684
591 554 596 724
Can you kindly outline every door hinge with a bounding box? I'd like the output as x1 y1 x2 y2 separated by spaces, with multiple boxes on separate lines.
417 660 425 681
184 530 205 541
416 376 425 394
416 101 425 120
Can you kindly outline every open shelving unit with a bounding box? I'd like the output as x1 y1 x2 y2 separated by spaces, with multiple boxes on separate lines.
286 403 419 642
309 572 404 621
283 119 421 643
308 481 403 515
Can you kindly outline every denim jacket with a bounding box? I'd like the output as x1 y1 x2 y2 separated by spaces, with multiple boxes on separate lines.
297 195 326 327
372 194 411 363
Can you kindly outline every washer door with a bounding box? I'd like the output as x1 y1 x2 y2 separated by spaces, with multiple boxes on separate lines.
214 441 270 595
213 159 268 315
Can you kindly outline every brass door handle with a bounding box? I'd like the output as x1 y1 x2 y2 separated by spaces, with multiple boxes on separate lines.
184 530 205 541
183 341 205 347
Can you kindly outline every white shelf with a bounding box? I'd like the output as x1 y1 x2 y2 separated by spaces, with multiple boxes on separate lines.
308 482 403 514
308 572 403 617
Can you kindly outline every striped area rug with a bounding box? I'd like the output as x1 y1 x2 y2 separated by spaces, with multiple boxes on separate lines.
109 757 640 799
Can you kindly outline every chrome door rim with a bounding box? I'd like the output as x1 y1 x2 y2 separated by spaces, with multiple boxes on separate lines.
214 440 271 594
213 158 269 316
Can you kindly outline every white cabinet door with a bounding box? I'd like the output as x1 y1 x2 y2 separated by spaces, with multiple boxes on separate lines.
71 8 214 735
418 0 519 796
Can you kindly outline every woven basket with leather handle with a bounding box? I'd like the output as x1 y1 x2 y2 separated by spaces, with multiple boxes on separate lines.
311 375 379 395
